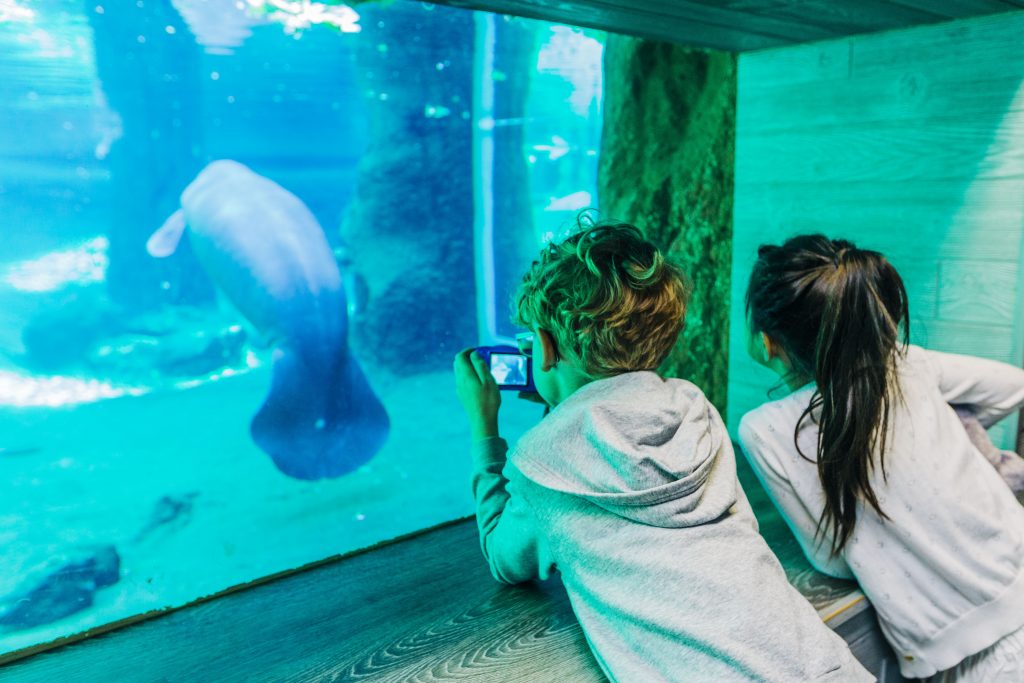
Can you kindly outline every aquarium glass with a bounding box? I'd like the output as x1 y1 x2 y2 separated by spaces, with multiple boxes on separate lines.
0 0 603 656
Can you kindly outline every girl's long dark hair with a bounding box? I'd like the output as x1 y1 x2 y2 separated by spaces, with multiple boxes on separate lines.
746 235 909 555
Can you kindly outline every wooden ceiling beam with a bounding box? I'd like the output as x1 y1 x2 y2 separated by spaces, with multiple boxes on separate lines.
423 0 1024 52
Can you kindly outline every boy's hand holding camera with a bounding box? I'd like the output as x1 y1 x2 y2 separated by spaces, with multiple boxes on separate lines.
453 348 501 440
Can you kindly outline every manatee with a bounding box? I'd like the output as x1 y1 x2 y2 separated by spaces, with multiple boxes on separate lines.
0 545 120 630
147 160 389 480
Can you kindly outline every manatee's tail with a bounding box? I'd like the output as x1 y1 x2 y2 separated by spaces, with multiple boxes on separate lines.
250 348 389 480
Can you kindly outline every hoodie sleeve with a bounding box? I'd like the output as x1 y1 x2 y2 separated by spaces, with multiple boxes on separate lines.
917 346 1024 428
471 437 555 585
738 414 855 581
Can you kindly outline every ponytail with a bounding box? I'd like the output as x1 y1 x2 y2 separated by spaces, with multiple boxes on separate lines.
746 236 909 554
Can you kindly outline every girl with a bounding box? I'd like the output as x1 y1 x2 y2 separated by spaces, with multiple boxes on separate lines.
738 234 1024 681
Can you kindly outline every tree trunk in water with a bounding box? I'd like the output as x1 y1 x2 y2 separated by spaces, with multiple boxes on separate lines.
340 4 477 375
90 0 214 313
598 36 736 415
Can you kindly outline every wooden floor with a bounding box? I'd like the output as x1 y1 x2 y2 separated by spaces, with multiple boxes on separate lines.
0 457 898 682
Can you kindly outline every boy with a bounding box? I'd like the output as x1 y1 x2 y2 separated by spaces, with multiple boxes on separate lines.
453 219 871 682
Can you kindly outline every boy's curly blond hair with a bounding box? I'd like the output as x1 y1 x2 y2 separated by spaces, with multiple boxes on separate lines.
513 215 691 379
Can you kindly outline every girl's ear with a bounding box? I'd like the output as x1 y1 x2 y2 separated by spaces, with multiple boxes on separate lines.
536 329 559 372
748 329 774 366
761 333 800 380
762 332 780 361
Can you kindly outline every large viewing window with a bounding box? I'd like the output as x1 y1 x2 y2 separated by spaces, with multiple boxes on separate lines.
0 0 602 656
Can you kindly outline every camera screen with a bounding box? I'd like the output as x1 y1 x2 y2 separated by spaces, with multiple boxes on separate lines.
489 353 528 386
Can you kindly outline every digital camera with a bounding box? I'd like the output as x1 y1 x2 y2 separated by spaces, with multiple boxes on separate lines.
475 345 536 393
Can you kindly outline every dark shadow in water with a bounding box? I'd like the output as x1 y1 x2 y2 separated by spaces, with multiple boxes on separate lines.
88 0 215 312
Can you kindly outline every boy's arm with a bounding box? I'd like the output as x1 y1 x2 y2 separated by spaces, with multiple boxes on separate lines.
472 437 555 585
919 346 1024 427
738 416 855 580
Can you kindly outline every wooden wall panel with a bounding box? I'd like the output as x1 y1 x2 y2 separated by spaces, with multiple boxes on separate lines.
739 121 1024 183
732 180 1024 262
729 11 1024 450
937 261 1019 326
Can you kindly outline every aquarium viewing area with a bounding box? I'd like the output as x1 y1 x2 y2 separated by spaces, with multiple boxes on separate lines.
1 0 1024 681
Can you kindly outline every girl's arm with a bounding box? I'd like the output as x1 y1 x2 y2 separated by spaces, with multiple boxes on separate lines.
472 437 556 584
919 346 1024 427
738 416 855 580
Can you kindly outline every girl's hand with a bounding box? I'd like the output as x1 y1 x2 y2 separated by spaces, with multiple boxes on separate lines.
453 348 501 439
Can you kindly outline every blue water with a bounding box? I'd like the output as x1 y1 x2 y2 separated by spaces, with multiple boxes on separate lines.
0 0 602 657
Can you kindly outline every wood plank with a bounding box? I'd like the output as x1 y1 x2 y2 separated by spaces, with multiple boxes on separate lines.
912 319 1017 362
937 259 1020 326
429 0 796 51
731 180 1024 262
757 0 947 34
885 0 1024 18
739 39 851 87
740 10 1024 88
850 10 1024 76
607 0 950 45
738 118 1024 183
427 0 1020 52
739 72 1024 133
578 0 836 42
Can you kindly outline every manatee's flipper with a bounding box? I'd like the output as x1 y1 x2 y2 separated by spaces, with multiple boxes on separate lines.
250 348 389 480
146 209 187 257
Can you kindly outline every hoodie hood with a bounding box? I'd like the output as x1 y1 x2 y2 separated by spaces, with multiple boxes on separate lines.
510 371 739 527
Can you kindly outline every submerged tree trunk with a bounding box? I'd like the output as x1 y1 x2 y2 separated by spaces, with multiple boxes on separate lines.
90 0 214 312
339 4 478 375
598 36 736 415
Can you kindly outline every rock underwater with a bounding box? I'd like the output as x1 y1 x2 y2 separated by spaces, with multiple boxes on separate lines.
0 545 120 630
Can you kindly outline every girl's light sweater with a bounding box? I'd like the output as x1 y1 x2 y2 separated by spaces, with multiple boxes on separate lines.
739 345 1024 678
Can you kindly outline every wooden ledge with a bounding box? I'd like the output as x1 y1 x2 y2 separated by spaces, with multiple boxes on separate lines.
1 520 600 682
1 458 894 682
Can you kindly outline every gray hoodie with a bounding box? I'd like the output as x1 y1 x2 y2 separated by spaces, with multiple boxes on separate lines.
471 371 872 682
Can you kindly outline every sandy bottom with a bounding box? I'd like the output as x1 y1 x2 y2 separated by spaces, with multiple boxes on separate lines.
0 362 543 656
